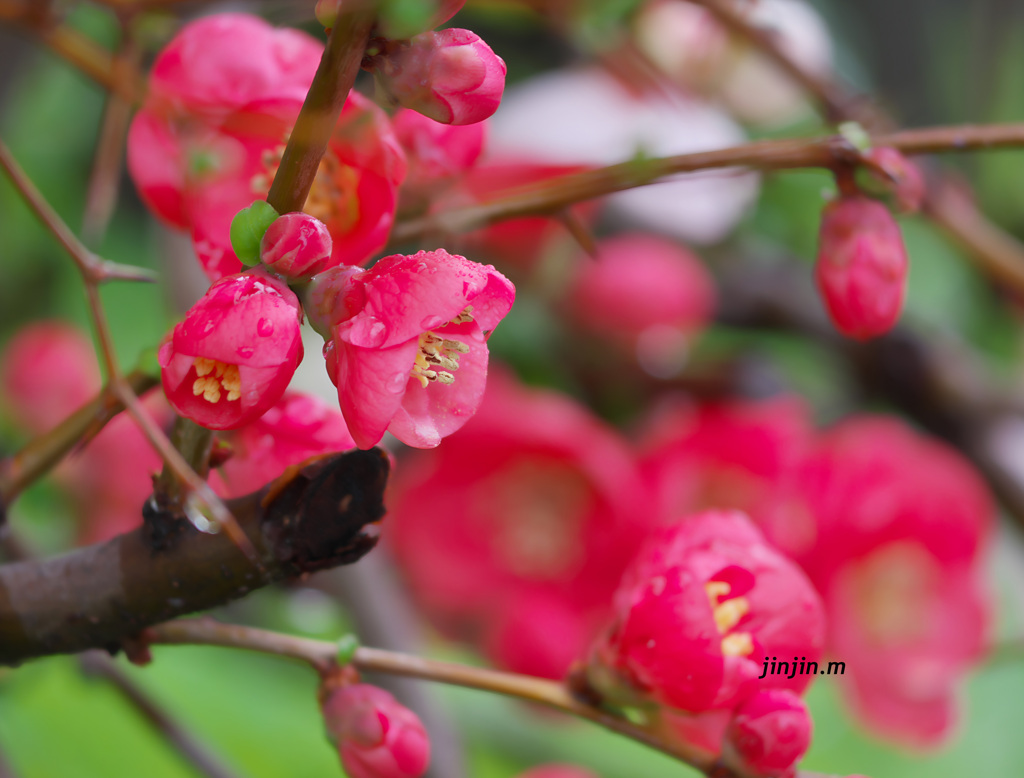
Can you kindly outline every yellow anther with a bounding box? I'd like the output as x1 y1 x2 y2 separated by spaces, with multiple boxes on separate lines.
191 358 241 404
712 597 749 634
721 632 754 657
705 581 731 602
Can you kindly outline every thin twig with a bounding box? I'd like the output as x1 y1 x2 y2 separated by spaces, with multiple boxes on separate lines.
83 29 140 246
0 369 157 505
0 138 156 283
389 122 1024 247
148 619 720 774
79 651 246 778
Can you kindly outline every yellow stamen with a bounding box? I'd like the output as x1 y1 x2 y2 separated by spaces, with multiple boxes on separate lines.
721 632 754 657
191 358 241 404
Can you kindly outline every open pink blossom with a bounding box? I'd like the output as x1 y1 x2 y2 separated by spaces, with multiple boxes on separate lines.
516 766 599 778
313 249 514 449
128 13 406 280
815 195 908 340
210 391 355 498
387 372 654 677
369 29 506 125
795 416 993 747
0 321 101 433
322 684 430 778
585 510 825 713
159 271 303 430
725 689 812 777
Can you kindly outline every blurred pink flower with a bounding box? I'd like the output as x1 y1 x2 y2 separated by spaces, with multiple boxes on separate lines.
795 416 993 746
159 270 303 430
585 510 825 713
322 684 430 778
370 29 506 125
815 195 908 340
0 321 101 433
516 766 600 778
313 249 515 449
128 13 405 280
387 373 654 677
211 391 355 498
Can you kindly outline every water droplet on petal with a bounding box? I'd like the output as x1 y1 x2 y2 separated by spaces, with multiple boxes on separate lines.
387 372 408 393
257 318 274 337
421 315 444 329
368 320 387 347
237 346 255 358
203 319 216 334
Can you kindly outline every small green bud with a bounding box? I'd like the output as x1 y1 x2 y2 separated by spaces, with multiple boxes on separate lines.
336 633 360 665
229 200 279 267
838 121 872 153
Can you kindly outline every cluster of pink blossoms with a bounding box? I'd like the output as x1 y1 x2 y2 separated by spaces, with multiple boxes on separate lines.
386 375 994 772
126 12 514 450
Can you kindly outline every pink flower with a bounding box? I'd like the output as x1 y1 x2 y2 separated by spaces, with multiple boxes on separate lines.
322 684 430 778
128 13 406 281
795 416 993 747
387 373 654 677
639 396 816 559
393 108 486 213
585 510 825 713
0 321 101 433
369 29 506 125
815 195 908 340
725 689 812 777
259 212 333 279
313 249 514 449
159 271 303 430
211 391 355 498
565 233 716 375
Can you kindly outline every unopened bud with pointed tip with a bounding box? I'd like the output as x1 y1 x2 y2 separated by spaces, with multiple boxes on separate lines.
260 212 334 279
724 689 812 777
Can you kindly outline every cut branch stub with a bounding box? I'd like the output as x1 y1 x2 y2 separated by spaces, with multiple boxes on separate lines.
0 449 389 666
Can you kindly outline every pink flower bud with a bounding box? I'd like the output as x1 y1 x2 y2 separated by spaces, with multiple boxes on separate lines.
158 271 304 430
371 29 506 125
322 684 430 778
260 212 334 279
725 689 812 777
0 322 101 434
815 195 908 340
316 248 515 449
863 147 925 213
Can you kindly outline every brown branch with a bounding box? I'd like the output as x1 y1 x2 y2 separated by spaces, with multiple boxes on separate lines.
0 369 157 506
82 30 140 246
265 6 375 214
389 122 1024 247
0 450 388 665
148 619 722 775
0 139 156 283
0 4 144 103
79 651 246 778
689 0 1024 297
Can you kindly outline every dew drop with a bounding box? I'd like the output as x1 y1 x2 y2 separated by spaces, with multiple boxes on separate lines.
257 318 274 337
237 346 254 358
387 372 408 393
367 320 387 346
203 319 216 334
420 315 444 329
